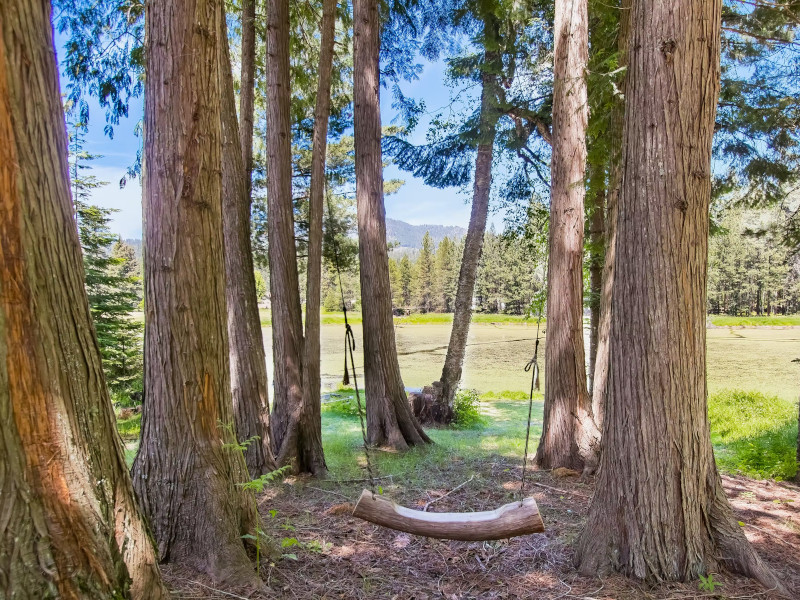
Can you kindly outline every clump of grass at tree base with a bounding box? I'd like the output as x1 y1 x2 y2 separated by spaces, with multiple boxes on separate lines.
708 389 798 480
115 411 141 441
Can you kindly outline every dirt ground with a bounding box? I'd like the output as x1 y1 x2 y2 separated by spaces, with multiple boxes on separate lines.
164 462 800 599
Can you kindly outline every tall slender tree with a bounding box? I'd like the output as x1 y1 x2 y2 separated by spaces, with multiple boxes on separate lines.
535 0 599 472
219 4 276 476
0 1 166 597
575 0 782 590
240 0 257 194
131 0 261 585
300 0 339 476
353 0 431 449
267 0 328 473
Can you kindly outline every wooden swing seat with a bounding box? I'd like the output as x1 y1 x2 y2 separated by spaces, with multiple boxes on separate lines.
352 489 545 541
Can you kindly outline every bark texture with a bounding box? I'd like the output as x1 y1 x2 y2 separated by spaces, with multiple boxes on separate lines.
587 0 629 428
435 59 499 419
300 0 339 476
586 182 604 396
239 0 256 194
220 5 275 476
132 0 260 586
0 2 166 597
266 0 327 473
575 0 782 590
353 0 432 449
535 0 599 473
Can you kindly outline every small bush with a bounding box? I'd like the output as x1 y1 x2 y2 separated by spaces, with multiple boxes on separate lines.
708 389 797 480
452 389 485 429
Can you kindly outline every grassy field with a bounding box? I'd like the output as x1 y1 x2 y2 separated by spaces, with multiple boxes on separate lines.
118 319 800 480
258 308 532 327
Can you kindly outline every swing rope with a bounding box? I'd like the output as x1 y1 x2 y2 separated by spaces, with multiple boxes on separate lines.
520 272 546 502
326 195 376 495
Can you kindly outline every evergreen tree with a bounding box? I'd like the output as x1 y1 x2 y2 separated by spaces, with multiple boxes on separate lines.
434 236 458 311
414 231 436 312
69 123 143 399
399 254 413 308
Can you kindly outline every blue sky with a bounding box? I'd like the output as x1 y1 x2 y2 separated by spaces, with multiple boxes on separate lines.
57 36 505 240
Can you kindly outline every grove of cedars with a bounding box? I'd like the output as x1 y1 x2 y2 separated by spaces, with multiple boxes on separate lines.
1 0 799 599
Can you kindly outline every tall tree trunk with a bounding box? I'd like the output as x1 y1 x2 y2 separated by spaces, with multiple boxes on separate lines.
535 0 599 473
300 0 339 476
240 0 256 193
588 0 629 429
575 0 782 590
0 2 166 597
132 0 261 586
435 63 499 419
586 181 604 396
353 0 431 450
266 0 317 471
220 4 276 476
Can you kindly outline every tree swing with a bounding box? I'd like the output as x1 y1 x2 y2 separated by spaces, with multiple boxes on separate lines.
327 219 545 541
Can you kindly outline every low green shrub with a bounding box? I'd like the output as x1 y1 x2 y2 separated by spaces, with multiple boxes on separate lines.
708 389 798 480
452 388 486 429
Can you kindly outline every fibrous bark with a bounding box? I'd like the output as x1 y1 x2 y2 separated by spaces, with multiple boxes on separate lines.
132 0 261 586
434 53 500 421
586 181 604 396
0 2 165 597
300 0 339 476
239 0 256 194
353 0 431 449
575 0 783 591
220 3 276 477
266 0 327 473
535 0 599 473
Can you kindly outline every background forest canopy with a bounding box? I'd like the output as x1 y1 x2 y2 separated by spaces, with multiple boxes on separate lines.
55 0 800 326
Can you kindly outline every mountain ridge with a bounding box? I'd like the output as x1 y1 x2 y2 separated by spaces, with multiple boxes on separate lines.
385 218 466 249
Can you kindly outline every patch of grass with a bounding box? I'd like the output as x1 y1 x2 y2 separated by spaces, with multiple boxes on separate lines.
116 412 142 441
261 309 534 328
320 399 544 482
708 389 798 480
322 386 365 418
480 390 530 401
709 315 800 327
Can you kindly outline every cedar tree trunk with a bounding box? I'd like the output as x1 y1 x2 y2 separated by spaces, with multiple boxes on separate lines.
300 0 339 476
240 0 256 193
586 181 604 396
0 2 166 597
266 0 327 473
353 0 432 449
575 0 783 590
132 0 261 586
436 62 499 419
535 0 600 472
220 5 276 476
588 0 628 428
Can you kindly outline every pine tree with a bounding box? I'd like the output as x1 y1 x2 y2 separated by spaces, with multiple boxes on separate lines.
399 254 413 308
69 124 143 399
414 231 436 312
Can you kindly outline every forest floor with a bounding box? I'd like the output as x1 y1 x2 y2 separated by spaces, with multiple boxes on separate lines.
163 460 800 599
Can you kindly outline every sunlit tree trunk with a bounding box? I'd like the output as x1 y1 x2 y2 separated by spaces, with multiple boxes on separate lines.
0 2 165 597
353 0 431 449
300 0 339 476
435 48 500 421
535 0 600 473
220 4 276 476
132 0 261 585
576 0 782 590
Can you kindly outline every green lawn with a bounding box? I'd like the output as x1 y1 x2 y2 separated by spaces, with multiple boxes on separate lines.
709 314 800 327
258 309 534 328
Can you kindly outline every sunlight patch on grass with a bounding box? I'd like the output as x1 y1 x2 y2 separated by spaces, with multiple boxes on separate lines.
710 315 800 327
